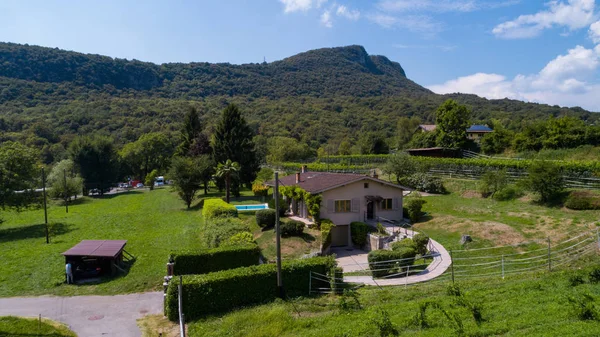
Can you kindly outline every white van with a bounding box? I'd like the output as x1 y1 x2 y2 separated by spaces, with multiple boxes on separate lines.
155 176 165 186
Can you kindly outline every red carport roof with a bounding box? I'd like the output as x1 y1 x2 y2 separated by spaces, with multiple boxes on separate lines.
62 240 127 258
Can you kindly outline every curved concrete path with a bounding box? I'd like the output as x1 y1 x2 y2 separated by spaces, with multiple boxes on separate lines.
0 292 163 337
337 227 452 287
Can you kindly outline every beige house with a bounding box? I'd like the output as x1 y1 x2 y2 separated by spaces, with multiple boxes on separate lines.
267 169 410 248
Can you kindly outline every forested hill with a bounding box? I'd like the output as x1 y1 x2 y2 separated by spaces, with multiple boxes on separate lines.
0 43 429 98
0 42 598 164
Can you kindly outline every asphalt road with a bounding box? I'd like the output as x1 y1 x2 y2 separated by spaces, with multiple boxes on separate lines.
0 292 164 336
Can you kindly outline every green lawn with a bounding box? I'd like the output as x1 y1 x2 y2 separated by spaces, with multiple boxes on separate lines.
187 259 600 337
0 316 76 336
0 188 204 297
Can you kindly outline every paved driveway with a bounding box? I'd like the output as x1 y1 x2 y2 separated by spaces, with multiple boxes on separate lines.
0 292 164 337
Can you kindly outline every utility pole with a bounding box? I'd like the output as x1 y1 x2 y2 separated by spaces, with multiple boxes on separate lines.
275 172 283 298
42 168 49 244
547 237 551 272
63 169 68 213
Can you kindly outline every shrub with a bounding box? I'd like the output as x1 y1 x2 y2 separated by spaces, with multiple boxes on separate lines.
400 173 446 194
368 248 416 278
223 232 255 247
493 185 524 201
321 219 335 250
267 196 287 217
256 209 276 228
569 273 586 287
523 161 565 203
202 198 238 219
391 239 416 251
350 222 369 248
412 233 430 255
252 183 269 196
203 217 249 248
405 198 426 223
280 220 305 237
170 244 260 275
565 191 600 210
369 309 399 337
589 266 600 283
479 169 507 198
568 293 600 321
165 256 336 321
446 283 462 297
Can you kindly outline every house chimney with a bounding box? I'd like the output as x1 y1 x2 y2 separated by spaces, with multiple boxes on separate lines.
370 169 378 179
296 172 301 184
301 165 307 173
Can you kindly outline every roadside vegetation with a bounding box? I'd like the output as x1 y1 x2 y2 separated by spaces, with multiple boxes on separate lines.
0 316 76 336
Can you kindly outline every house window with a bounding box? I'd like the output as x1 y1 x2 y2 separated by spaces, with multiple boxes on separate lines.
335 200 352 212
381 198 393 210
364 183 369 188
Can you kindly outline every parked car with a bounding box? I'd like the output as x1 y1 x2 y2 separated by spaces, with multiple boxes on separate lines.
136 183 144 188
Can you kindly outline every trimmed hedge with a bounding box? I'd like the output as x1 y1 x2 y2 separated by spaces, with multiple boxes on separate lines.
203 217 249 248
267 196 287 217
256 209 276 228
171 244 261 275
368 248 417 278
391 238 416 251
166 256 336 321
280 220 305 237
412 233 430 255
320 219 335 251
202 198 238 219
405 198 427 223
350 222 369 248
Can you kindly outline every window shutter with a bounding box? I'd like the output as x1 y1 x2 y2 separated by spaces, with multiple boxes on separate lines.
351 198 359 213
393 197 399 210
327 199 334 213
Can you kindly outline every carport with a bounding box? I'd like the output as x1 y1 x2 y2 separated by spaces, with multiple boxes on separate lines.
62 240 132 281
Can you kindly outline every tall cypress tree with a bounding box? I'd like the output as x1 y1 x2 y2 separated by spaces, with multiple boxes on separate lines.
176 107 204 156
212 104 259 189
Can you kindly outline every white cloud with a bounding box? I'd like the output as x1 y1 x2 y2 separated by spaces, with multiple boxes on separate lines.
320 10 333 28
493 0 596 39
336 5 360 20
279 0 327 13
368 14 443 35
589 21 600 43
367 13 397 28
428 45 600 111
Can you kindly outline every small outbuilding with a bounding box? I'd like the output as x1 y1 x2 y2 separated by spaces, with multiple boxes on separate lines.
62 240 129 281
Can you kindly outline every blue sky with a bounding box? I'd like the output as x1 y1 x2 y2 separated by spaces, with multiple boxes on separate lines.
1 0 600 111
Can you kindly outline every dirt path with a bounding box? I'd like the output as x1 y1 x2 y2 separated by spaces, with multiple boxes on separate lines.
0 292 163 337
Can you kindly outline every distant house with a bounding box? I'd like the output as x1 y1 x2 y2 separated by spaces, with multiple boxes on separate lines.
415 124 437 133
466 125 493 141
266 168 410 249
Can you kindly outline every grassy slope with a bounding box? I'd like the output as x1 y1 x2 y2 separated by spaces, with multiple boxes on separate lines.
0 316 76 336
187 262 600 337
0 188 203 297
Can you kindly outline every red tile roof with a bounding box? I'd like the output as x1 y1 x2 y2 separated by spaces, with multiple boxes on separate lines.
266 172 409 193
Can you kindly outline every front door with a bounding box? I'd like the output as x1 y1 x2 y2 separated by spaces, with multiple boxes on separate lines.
367 201 374 220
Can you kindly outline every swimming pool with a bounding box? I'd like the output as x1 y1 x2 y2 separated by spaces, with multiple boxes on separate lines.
235 203 269 211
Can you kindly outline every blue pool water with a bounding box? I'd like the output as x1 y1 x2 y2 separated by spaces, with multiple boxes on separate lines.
235 204 268 211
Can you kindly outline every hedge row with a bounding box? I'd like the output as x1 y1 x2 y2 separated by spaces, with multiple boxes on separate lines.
350 222 369 248
202 198 238 219
368 248 417 278
321 219 335 251
170 244 261 276
203 217 249 248
166 256 336 321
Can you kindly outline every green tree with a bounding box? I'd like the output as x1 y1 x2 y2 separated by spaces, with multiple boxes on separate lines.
144 169 159 191
169 156 204 209
212 104 259 188
542 116 586 149
338 139 352 155
197 154 215 195
69 135 119 195
358 132 389 154
523 161 565 203
120 132 173 181
48 159 83 201
383 152 418 184
480 124 513 155
435 99 470 149
176 106 203 156
214 159 240 203
0 142 39 210
265 136 313 164
408 130 437 149
395 116 421 149
479 169 508 198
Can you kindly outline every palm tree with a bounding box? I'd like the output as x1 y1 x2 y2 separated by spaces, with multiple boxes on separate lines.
214 159 240 203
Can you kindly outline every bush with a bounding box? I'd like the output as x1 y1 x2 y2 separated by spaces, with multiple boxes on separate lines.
280 220 305 237
252 183 269 196
479 169 507 198
368 248 416 278
350 222 369 248
400 173 446 194
165 256 336 321
412 233 430 255
170 244 260 275
267 196 287 217
590 267 600 283
256 209 276 228
565 191 600 210
223 232 255 247
523 161 565 203
321 219 335 250
405 198 426 223
493 185 523 201
391 239 416 251
202 198 238 219
203 217 249 248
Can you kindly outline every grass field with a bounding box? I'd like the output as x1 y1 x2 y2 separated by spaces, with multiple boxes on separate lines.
0 188 205 297
186 259 600 337
0 316 76 336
